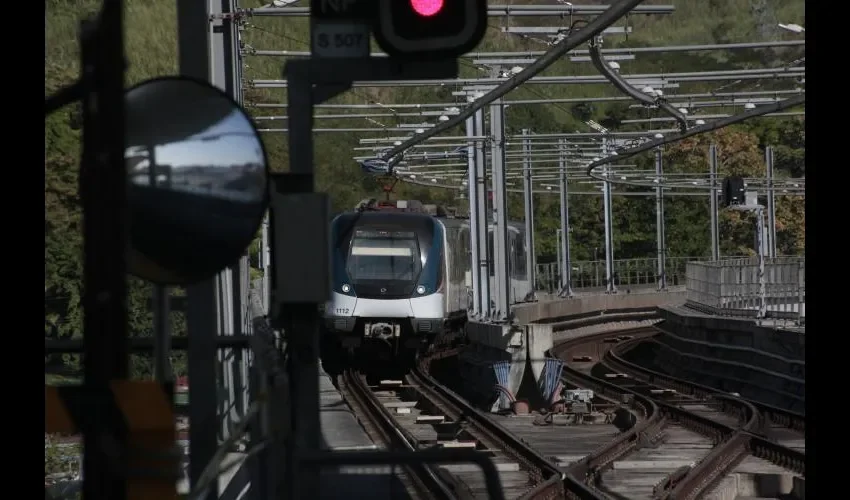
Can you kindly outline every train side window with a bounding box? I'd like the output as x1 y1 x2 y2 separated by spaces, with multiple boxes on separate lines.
452 227 462 282
514 231 527 279
508 232 519 278
487 230 495 276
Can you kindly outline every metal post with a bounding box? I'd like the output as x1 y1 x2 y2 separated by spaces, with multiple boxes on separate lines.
276 60 337 500
152 285 172 382
147 145 173 383
555 229 562 293
709 144 720 261
79 2 128 498
558 139 573 297
601 139 616 293
261 215 271 313
466 114 481 316
765 145 777 258
521 129 536 300
177 0 220 496
755 207 767 318
211 0 242 443
472 109 490 318
489 100 511 319
655 148 667 290
797 259 804 325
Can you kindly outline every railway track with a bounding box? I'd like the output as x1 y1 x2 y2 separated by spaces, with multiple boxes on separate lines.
615 335 806 451
604 334 805 453
338 346 576 499
551 327 805 499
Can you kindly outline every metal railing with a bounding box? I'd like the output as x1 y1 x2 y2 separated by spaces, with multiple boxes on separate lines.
535 256 718 293
685 256 805 322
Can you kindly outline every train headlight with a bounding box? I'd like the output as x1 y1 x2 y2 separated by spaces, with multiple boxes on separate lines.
342 284 351 293
416 285 426 295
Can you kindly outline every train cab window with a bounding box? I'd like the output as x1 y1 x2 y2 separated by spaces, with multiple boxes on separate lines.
347 230 421 282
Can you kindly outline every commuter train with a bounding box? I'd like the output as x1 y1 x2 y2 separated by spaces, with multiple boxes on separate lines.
322 199 531 368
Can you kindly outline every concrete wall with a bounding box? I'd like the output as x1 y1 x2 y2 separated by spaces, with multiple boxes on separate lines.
512 290 686 324
653 306 805 412
463 322 554 411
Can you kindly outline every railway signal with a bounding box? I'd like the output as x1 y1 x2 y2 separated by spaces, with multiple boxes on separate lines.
373 0 488 60
722 176 745 207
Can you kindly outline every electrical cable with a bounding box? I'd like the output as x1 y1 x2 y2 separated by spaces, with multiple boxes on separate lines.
379 0 647 170
585 94 805 180
588 36 688 132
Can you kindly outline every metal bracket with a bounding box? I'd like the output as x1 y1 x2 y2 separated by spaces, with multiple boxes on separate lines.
209 12 244 21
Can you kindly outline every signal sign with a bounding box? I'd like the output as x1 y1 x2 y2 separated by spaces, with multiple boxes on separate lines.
310 0 374 59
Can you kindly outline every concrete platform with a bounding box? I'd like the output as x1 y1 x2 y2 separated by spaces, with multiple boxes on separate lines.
461 290 686 411
512 287 687 324
317 367 412 499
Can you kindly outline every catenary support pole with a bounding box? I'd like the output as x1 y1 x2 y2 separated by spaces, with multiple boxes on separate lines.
765 145 777 258
472 108 490 317
490 100 511 319
521 129 537 300
756 207 767 318
655 148 667 290
601 138 616 293
709 143 720 261
466 114 481 316
558 139 574 297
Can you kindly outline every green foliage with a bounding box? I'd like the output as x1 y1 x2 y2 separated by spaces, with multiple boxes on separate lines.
46 0 805 375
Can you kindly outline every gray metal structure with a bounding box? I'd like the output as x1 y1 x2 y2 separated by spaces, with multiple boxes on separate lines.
177 1 254 497
44 1 806 498
521 129 537 301
557 138 574 298
709 143 721 261
655 148 667 290
466 107 490 318
489 100 511 320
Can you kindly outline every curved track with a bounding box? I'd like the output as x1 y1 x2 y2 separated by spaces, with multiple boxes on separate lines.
604 334 805 452
339 345 579 499
551 327 804 499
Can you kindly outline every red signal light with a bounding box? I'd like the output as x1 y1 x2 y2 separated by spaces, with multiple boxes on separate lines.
410 0 444 17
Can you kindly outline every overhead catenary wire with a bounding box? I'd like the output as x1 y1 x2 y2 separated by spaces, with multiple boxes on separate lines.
588 36 689 132
378 0 648 171
585 94 806 180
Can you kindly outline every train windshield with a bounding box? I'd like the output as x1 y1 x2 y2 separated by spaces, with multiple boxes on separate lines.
347 230 421 282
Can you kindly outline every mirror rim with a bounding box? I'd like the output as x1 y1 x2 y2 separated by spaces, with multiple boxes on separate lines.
125 74 271 286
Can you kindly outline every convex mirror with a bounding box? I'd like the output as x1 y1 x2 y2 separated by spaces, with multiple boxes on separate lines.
125 76 269 285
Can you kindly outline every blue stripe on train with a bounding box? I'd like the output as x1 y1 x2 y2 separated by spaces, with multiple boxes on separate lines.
415 219 443 294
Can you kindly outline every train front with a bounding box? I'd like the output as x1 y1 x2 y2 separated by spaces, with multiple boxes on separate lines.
324 208 445 359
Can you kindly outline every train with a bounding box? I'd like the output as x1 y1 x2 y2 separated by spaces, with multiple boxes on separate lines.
322 198 532 368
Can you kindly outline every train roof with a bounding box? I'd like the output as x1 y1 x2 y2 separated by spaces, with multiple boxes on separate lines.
331 199 524 230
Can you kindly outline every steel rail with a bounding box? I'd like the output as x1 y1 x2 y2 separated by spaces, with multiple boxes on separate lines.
339 369 458 499
414 350 578 499
550 327 802 499
607 334 805 435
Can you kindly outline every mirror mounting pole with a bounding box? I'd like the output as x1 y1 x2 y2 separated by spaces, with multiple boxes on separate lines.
269 60 337 500
77 1 131 499
271 57 458 500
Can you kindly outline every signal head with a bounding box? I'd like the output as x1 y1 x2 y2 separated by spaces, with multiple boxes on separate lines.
374 0 487 60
